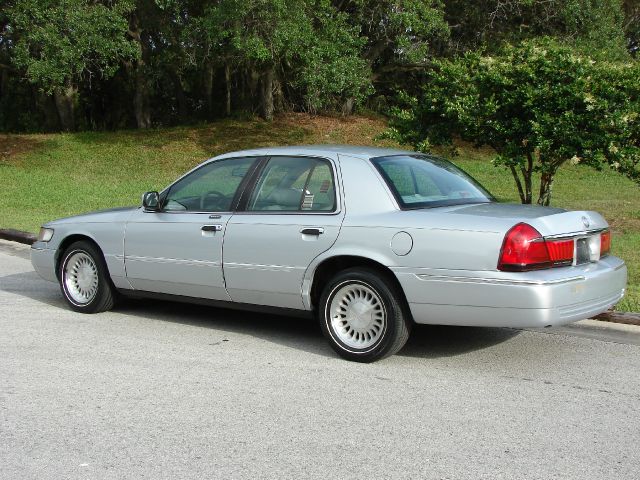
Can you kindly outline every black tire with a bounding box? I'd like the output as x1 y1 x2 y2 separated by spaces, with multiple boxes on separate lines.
318 267 411 362
58 240 116 313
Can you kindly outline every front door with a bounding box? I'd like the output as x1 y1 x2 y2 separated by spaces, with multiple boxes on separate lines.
223 155 344 309
124 156 259 300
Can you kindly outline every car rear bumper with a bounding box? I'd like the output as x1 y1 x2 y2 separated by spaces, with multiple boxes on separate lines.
392 256 627 328
31 243 57 282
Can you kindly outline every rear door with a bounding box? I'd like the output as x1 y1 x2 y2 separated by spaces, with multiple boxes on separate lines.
223 155 344 309
124 157 260 300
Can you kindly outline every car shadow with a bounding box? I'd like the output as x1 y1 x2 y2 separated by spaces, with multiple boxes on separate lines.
1 270 520 360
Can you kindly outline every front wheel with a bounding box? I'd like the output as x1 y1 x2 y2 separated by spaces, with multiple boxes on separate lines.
319 268 411 362
59 240 116 313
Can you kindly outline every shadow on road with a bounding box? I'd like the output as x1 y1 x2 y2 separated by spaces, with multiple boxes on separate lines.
1 270 520 360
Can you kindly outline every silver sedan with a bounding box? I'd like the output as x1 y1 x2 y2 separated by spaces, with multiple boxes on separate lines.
31 145 627 362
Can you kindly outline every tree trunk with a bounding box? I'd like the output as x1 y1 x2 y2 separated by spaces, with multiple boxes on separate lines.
35 89 60 131
134 65 151 129
225 62 231 117
204 61 214 119
130 14 152 129
53 82 77 131
260 66 274 121
0 68 7 102
523 152 534 204
172 71 188 122
537 171 555 206
509 165 527 204
342 97 355 116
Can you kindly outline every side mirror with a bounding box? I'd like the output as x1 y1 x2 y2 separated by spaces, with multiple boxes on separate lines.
142 191 160 211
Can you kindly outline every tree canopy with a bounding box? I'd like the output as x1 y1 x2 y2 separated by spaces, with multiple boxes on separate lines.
0 0 637 132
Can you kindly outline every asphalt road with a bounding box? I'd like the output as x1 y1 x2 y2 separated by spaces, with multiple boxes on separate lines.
1 240 640 480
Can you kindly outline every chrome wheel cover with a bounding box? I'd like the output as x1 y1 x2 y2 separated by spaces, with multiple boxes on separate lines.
328 282 386 350
63 251 99 305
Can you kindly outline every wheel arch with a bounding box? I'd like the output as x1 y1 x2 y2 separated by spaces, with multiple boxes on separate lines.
308 255 411 316
55 234 105 279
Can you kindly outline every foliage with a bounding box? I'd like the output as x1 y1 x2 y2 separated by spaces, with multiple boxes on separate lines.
0 0 638 131
443 0 628 58
385 39 640 205
8 0 138 92
186 0 371 113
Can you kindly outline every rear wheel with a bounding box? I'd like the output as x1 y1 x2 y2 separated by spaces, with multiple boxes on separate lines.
59 240 115 313
319 268 411 362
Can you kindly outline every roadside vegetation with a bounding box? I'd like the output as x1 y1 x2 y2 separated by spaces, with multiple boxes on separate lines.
1 114 638 311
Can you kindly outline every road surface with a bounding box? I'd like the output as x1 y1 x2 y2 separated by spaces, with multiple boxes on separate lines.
1 240 639 479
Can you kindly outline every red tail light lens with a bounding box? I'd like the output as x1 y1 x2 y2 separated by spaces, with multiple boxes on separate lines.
600 230 611 256
498 223 551 271
546 239 574 265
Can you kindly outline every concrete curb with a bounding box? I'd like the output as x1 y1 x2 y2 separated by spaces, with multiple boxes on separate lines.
0 228 36 245
594 310 640 326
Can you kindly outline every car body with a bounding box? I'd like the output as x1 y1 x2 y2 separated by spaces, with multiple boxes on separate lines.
31 145 627 361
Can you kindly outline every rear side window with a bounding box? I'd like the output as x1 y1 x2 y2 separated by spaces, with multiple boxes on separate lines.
371 155 493 209
247 156 336 212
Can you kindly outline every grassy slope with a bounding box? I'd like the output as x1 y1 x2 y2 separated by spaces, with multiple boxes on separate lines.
1 113 638 311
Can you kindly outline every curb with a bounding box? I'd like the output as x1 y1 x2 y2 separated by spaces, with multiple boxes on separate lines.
0 228 36 245
594 310 640 327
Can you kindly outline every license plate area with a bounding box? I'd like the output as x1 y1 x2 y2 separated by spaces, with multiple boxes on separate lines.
574 235 601 265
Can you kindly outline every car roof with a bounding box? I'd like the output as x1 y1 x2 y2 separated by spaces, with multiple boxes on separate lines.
213 144 416 161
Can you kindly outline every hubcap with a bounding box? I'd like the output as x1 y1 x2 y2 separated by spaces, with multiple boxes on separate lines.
63 252 99 305
329 283 386 349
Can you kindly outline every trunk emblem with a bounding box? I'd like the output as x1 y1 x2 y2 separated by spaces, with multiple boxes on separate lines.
582 216 590 228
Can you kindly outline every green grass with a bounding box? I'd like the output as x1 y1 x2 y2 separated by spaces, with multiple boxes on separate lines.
1 114 638 311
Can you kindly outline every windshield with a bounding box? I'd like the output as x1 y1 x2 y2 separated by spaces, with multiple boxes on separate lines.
371 155 494 209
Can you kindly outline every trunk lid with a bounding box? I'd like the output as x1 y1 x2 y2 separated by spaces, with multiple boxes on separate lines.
448 203 609 237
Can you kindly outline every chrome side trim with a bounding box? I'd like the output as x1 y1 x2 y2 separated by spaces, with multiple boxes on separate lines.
126 255 220 268
415 274 586 286
224 262 304 273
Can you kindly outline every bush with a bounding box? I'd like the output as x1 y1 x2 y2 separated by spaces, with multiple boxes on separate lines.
386 39 640 205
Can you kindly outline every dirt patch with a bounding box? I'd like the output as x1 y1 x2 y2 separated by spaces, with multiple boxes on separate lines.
275 112 396 146
0 134 47 165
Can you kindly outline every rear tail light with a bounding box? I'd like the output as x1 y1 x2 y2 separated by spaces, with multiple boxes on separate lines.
545 238 574 264
498 223 612 271
498 223 551 271
600 230 611 256
498 223 577 271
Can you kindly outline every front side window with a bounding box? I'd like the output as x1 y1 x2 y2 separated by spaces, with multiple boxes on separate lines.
247 156 336 212
163 157 257 212
371 155 493 209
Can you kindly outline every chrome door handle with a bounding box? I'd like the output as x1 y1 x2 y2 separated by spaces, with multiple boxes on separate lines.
202 224 223 232
300 227 324 235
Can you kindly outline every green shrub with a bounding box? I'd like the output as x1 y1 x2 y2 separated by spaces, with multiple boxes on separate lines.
386 39 640 205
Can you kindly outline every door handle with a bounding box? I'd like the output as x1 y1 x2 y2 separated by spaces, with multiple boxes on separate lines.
300 227 324 235
202 224 223 232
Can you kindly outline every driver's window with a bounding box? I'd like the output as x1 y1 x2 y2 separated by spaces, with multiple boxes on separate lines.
164 157 256 212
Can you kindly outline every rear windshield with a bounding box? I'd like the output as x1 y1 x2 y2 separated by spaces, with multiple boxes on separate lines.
371 154 494 209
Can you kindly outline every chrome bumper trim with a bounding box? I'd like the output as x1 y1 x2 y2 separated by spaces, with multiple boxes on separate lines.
415 274 586 286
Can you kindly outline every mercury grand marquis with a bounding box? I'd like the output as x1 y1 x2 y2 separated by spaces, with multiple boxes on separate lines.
31 145 627 362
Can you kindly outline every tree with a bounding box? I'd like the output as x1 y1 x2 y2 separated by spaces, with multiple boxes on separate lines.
443 0 627 58
386 39 640 205
8 0 139 130
188 0 371 120
334 0 449 106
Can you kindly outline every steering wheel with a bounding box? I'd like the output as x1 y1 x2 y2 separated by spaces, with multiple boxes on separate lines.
199 190 226 210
